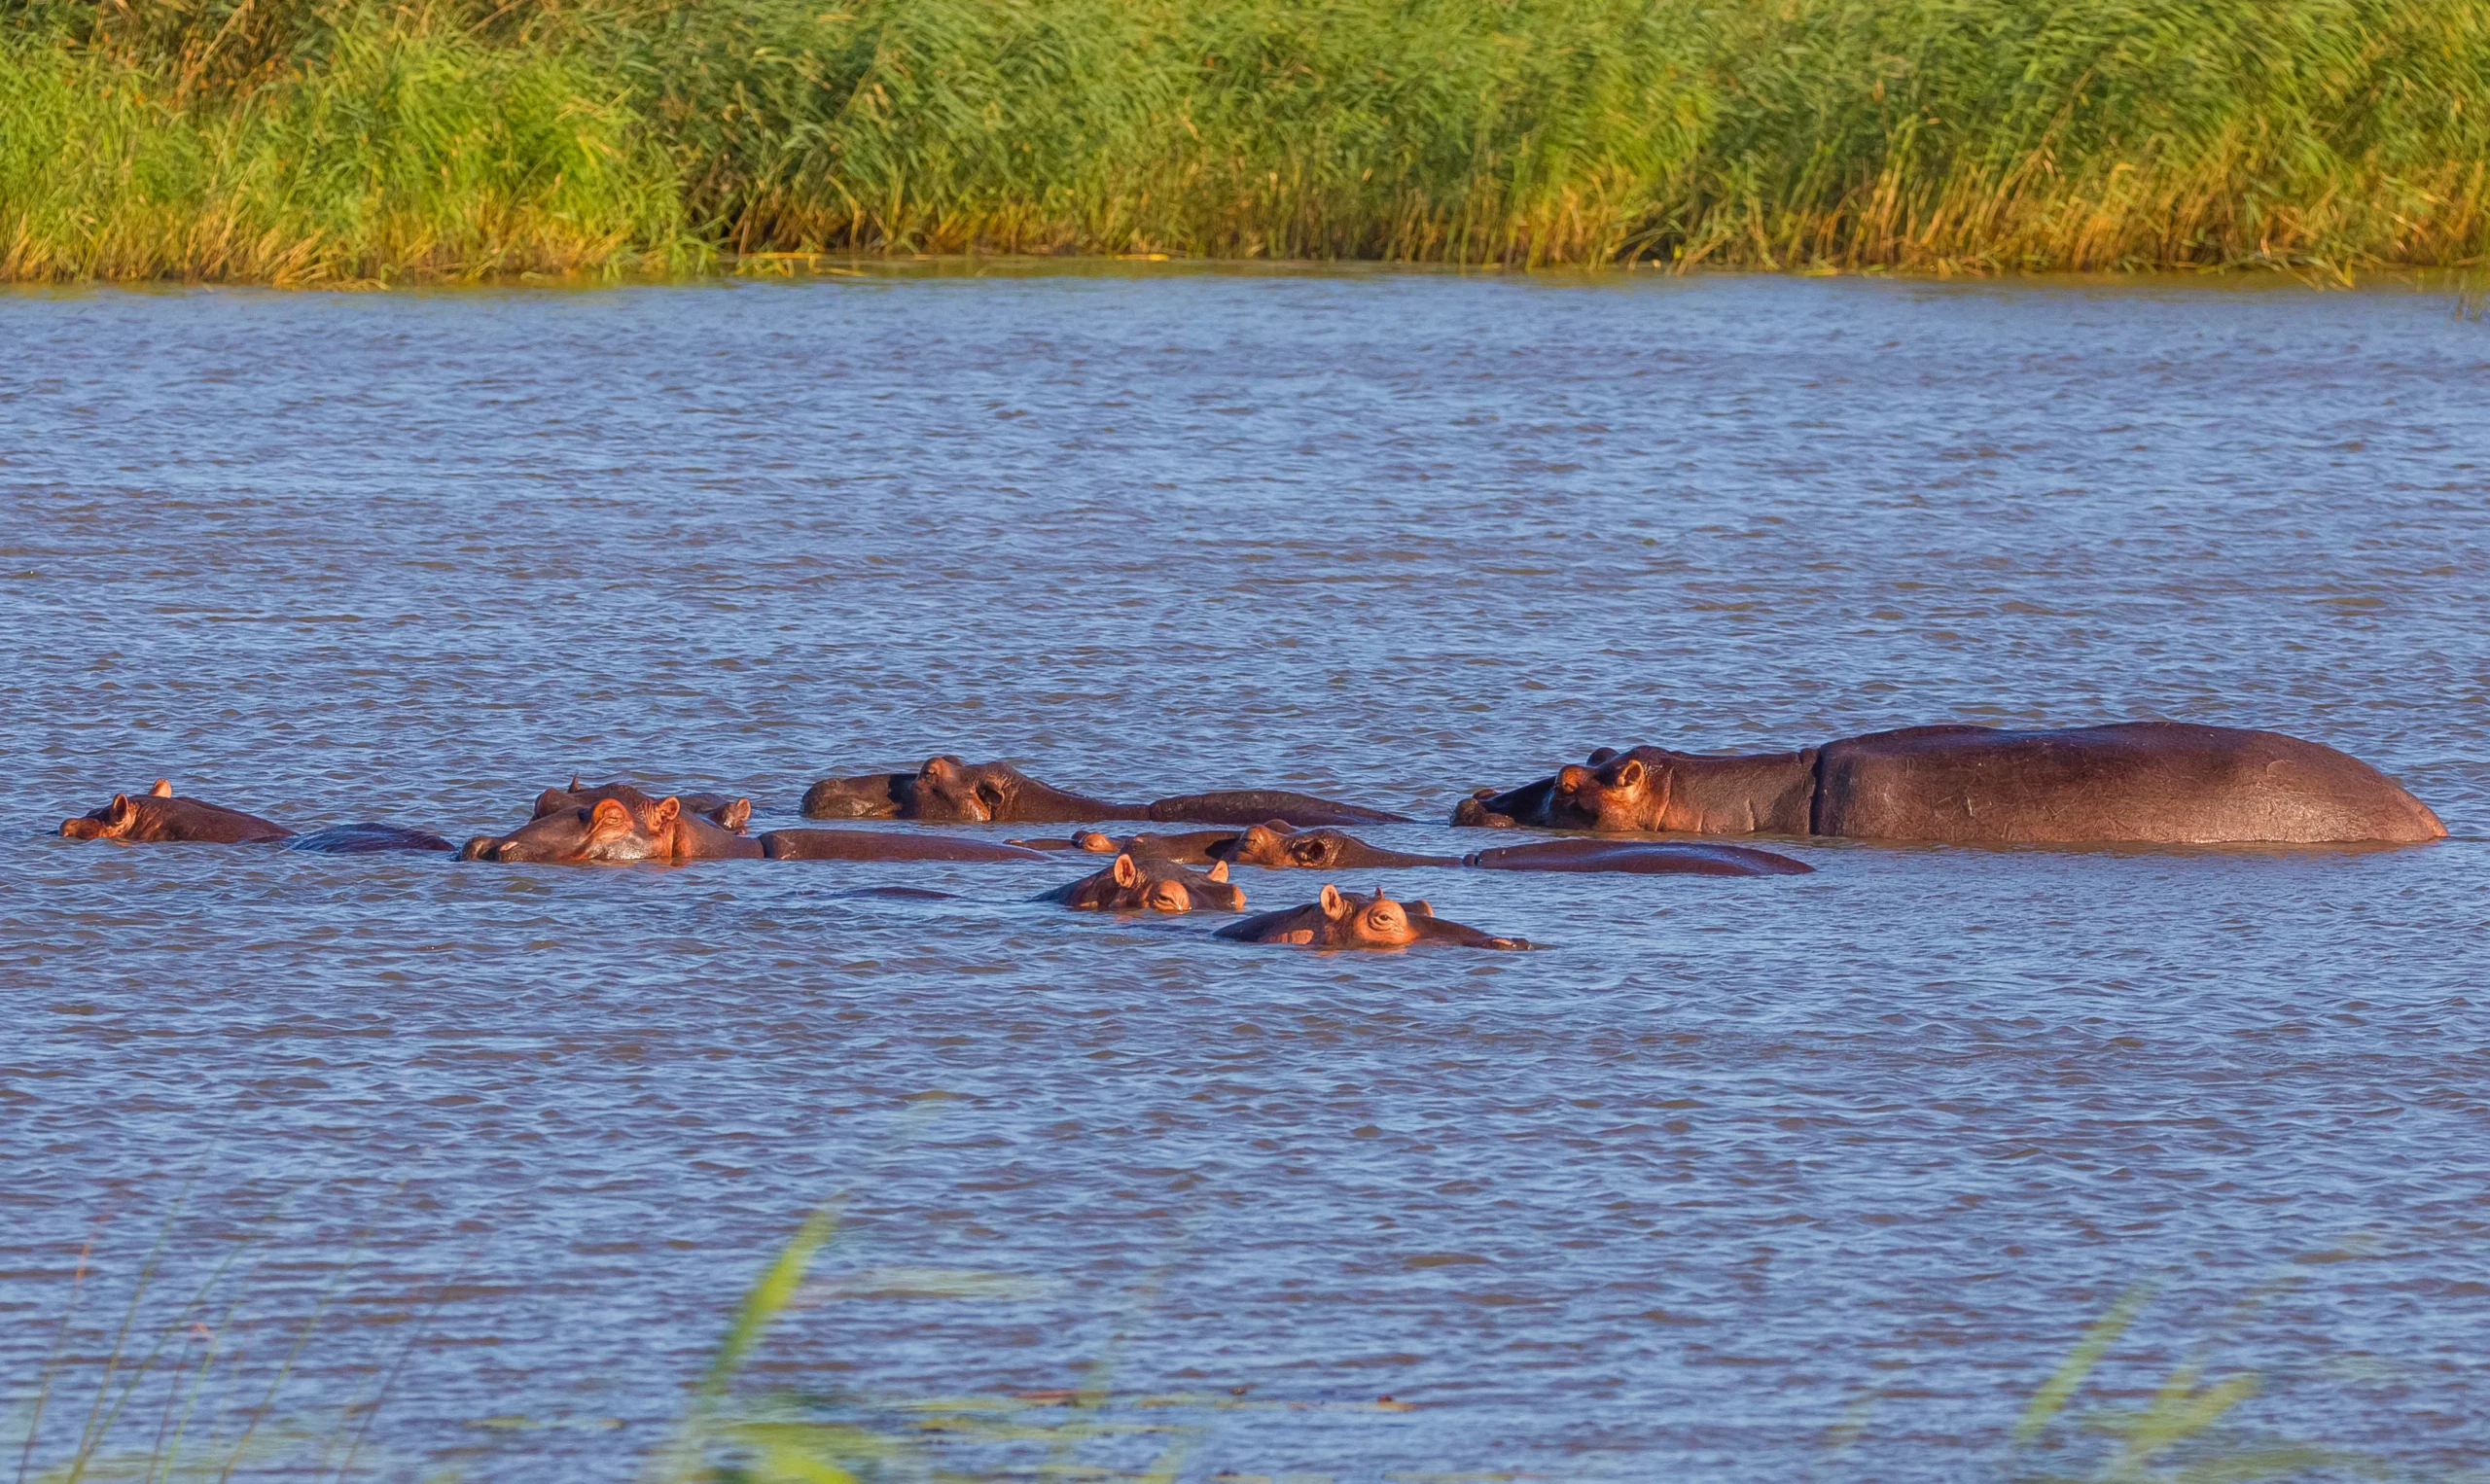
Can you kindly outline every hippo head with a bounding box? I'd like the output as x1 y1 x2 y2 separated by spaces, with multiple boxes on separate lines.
1309 884 1431 948
1224 822 1355 869
462 796 670 863
1547 754 1670 830
1055 853 1247 913
60 794 145 840
908 756 1030 823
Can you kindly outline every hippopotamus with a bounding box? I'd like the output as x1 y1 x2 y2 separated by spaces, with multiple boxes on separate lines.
801 756 1406 827
460 789 764 863
1038 853 1247 913
1216 885 1530 950
551 778 751 833
1454 723 2447 846
59 781 449 852
759 830 1051 863
61 780 293 843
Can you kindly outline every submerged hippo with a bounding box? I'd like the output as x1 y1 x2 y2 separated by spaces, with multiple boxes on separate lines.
1010 829 1248 865
550 778 752 833
286 823 457 854
1014 822 1813 875
1216 885 1530 950
760 830 1050 863
60 781 448 852
61 780 293 844
1038 853 1247 914
1454 723 2447 846
461 790 763 863
801 755 1406 828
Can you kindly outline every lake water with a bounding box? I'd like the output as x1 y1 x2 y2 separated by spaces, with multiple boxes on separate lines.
3 267 2485 1482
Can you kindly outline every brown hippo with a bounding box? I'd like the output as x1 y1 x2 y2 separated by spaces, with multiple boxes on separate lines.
1216 885 1530 950
551 778 752 833
760 830 1052 863
1219 823 1460 870
1454 723 2447 846
1038 854 1247 913
62 780 294 843
62 781 449 851
801 756 1405 827
460 792 763 863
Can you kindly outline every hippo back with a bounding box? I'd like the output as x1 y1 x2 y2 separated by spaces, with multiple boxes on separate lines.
1813 722 2446 845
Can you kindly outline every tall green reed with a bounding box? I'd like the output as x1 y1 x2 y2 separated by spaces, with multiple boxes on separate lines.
0 16 693 283
12 0 2484 280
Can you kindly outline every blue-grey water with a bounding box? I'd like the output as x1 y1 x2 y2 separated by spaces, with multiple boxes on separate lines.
2 267 2485 1482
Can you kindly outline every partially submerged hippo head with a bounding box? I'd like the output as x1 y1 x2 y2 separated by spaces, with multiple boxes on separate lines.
551 778 752 833
1215 885 1530 950
909 756 1128 824
60 782 294 844
1544 754 1670 830
1041 853 1247 914
1219 822 1459 870
463 796 660 863
802 757 1132 824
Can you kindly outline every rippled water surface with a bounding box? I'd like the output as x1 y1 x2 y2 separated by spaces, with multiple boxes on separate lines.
4 268 2487 1481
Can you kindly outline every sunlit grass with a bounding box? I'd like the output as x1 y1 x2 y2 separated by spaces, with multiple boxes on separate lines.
4 0 2486 281
6 1198 2452 1481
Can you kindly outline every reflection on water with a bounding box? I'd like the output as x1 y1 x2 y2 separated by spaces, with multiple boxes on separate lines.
1 267 2485 1481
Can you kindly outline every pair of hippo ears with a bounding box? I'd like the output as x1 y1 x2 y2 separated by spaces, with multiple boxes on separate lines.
1109 853 1227 886
1316 884 1432 917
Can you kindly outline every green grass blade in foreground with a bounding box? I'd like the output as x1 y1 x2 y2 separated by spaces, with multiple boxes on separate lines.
2011 1280 2157 1447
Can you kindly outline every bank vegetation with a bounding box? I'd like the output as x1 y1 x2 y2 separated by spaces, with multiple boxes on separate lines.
3 0 2486 283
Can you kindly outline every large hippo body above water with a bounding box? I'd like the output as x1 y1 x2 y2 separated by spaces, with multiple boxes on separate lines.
1456 723 2446 846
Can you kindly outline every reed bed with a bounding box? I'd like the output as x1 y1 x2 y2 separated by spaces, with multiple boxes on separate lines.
3 0 2487 282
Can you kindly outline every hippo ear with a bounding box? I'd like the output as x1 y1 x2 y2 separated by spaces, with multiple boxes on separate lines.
1319 883 1345 916
569 774 583 793
1112 853 1140 887
1207 861 1229 883
650 796 682 830
1410 900 1435 917
1614 759 1647 789
149 779 173 797
589 797 634 833
108 795 135 826
920 756 961 782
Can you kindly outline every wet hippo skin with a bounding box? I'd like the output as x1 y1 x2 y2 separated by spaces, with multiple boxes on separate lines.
1008 829 1247 865
802 755 1406 827
288 824 457 854
1463 839 1812 875
760 830 1051 863
1456 723 2447 845
1037 852 1247 913
1215 884 1528 950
